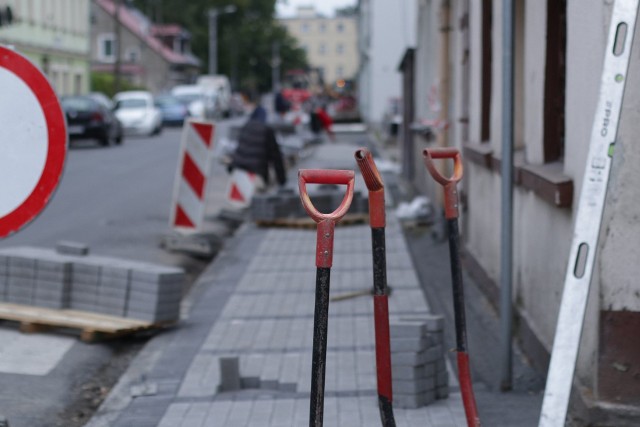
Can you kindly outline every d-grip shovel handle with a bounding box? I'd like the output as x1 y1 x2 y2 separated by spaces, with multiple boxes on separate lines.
299 169 355 268
355 148 385 228
423 148 464 220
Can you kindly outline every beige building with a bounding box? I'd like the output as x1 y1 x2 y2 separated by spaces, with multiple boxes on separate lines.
0 0 91 95
279 6 358 85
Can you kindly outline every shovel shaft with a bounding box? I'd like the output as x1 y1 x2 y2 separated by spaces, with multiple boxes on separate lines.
310 267 331 427
423 148 480 426
458 352 481 427
447 218 481 426
357 147 397 427
447 219 468 351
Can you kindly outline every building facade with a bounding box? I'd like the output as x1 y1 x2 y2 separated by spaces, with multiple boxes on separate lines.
405 0 640 423
91 0 200 94
0 0 91 95
356 0 417 124
279 6 358 86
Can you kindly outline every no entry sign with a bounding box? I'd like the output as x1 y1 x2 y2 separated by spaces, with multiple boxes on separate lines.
0 45 67 238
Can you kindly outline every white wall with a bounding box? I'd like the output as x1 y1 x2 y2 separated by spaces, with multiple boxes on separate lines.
360 0 417 123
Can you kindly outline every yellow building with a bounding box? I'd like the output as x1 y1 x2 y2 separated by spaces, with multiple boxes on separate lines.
279 6 358 85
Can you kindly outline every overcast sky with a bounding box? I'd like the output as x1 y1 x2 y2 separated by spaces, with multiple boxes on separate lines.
276 0 357 18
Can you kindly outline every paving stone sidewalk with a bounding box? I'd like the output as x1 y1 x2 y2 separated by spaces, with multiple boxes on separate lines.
87 215 469 426
86 137 471 426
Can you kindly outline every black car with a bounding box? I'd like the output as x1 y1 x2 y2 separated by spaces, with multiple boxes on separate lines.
61 95 123 146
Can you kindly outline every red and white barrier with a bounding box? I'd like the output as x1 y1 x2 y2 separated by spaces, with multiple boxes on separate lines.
226 168 259 208
170 119 215 232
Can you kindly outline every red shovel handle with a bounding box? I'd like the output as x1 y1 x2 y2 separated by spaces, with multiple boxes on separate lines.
355 148 386 228
298 169 355 223
299 169 355 268
423 148 464 219
355 148 383 191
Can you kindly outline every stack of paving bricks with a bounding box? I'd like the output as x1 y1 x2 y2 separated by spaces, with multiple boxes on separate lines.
0 247 72 309
0 247 184 323
390 315 450 409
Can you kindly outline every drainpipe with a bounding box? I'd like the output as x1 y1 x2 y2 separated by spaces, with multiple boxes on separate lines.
500 0 514 392
437 0 451 152
433 0 452 239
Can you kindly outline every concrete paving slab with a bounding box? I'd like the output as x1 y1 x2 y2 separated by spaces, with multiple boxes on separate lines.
87 189 468 427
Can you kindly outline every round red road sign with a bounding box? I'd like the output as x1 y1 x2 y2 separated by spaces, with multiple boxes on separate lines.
0 45 67 238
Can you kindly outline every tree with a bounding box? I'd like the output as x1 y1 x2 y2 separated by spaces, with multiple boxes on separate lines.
131 0 308 91
335 5 357 17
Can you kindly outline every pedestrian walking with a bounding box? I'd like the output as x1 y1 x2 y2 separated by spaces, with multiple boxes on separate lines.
230 90 287 189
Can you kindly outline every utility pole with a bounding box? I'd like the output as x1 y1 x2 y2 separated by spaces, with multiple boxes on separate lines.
114 0 123 94
208 5 236 76
271 41 281 93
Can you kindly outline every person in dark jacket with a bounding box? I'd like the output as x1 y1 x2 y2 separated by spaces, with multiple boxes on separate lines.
231 91 287 187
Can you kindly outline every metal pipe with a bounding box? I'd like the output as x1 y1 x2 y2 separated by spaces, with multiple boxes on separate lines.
500 0 515 392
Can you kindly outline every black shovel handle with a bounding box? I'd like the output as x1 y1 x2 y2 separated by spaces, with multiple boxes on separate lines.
299 169 355 427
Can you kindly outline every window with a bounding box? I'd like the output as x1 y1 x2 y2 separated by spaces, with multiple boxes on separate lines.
318 43 326 55
543 0 566 161
337 22 344 33
97 33 116 62
301 22 310 33
125 46 140 63
319 22 326 33
336 66 344 78
336 43 344 54
481 0 492 142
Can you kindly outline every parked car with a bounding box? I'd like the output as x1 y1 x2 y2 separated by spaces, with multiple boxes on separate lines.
113 91 163 136
61 95 123 146
171 84 219 119
155 94 189 126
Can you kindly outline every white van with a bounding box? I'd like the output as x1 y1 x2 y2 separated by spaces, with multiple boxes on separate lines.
196 75 232 117
171 84 218 119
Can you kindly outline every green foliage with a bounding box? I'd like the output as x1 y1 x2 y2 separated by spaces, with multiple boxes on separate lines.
130 0 308 92
90 72 146 97
336 5 357 16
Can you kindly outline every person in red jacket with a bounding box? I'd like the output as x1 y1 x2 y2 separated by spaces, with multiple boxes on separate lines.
309 102 336 142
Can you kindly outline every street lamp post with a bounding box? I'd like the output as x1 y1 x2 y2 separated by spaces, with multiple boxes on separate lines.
208 5 237 75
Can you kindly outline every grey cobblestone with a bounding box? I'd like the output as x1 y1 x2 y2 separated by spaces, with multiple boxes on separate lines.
88 211 466 426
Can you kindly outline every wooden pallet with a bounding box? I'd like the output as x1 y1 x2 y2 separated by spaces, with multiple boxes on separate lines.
255 213 368 229
0 303 171 342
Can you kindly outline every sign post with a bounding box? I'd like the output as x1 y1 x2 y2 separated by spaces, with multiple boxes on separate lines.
0 45 67 238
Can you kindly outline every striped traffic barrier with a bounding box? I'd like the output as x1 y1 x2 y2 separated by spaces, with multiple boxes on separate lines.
170 119 215 232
